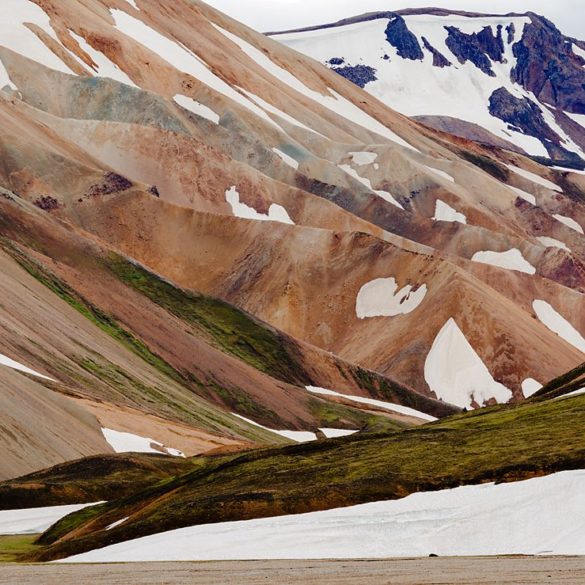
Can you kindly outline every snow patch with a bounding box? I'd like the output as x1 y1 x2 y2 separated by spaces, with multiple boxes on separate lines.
0 353 54 381
0 503 102 535
356 277 427 319
232 413 316 443
272 148 299 170
60 470 585 561
319 428 359 438
425 165 455 183
338 164 403 209
102 428 185 457
432 200 466 224
471 249 536 275
424 318 512 409
306 386 437 422
536 236 571 252
521 378 543 398
349 151 378 166
106 517 129 531
533 300 585 353
553 214 584 234
509 186 536 205
110 11 279 128
173 94 220 124
507 165 562 192
69 31 137 87
0 59 17 91
225 186 294 225
121 0 139 10
0 0 74 75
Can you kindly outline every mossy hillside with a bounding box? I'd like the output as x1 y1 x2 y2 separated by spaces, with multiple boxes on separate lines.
0 454 195 510
106 254 311 385
33 393 585 561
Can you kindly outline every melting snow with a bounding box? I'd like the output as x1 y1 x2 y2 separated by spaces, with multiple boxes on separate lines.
121 0 139 10
509 186 536 205
553 214 584 235
306 386 437 422
102 428 185 457
432 200 466 224
0 0 74 75
533 300 585 353
338 165 403 209
106 517 129 531
425 165 455 183
356 277 427 319
349 151 378 166
272 147 299 170
0 353 54 381
69 31 137 87
173 94 220 124
507 165 562 192
232 413 316 443
110 11 278 128
319 428 359 438
561 387 585 399
536 236 571 252
0 503 102 535
213 24 418 150
471 249 536 275
60 470 585 561
424 318 512 409
521 378 543 398
0 59 16 90
225 186 294 224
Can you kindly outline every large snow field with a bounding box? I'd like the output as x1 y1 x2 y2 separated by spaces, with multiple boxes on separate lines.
102 428 185 457
356 277 427 319
533 300 585 353
471 249 536 275
60 470 585 562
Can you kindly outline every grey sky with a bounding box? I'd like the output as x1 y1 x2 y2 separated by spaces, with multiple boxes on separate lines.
205 1 585 38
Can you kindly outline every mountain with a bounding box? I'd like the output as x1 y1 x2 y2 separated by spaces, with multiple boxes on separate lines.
0 0 584 566
0 1 584 483
271 9 585 167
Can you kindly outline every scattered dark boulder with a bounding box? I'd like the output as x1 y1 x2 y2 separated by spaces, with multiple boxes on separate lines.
148 185 160 197
327 57 345 66
34 196 59 211
422 37 451 68
385 16 423 61
86 172 133 198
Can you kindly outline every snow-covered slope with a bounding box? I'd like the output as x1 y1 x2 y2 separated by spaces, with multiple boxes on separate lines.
60 470 585 561
273 11 585 166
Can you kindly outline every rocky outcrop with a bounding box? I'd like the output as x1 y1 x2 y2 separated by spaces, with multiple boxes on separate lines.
330 64 378 88
385 15 423 61
512 15 585 114
445 26 496 76
422 37 451 68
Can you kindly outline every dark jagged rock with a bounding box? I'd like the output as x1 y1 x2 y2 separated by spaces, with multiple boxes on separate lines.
34 196 59 211
330 64 378 88
506 23 516 45
327 57 345 66
385 16 423 61
422 37 451 68
489 87 583 164
512 15 585 114
445 26 495 76
477 25 505 63
86 172 133 198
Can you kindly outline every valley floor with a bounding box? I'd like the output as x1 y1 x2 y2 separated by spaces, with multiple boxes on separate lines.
2 558 585 585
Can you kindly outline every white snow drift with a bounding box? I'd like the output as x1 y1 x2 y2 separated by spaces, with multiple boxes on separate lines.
471 249 536 275
272 147 299 170
306 386 437 422
60 470 585 562
173 94 220 124
225 186 294 224
232 414 317 443
553 214 584 235
536 236 571 252
521 378 543 398
0 352 54 381
533 300 585 353
356 277 427 319
432 199 466 224
424 318 512 409
102 428 185 457
338 164 403 208
0 503 101 535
